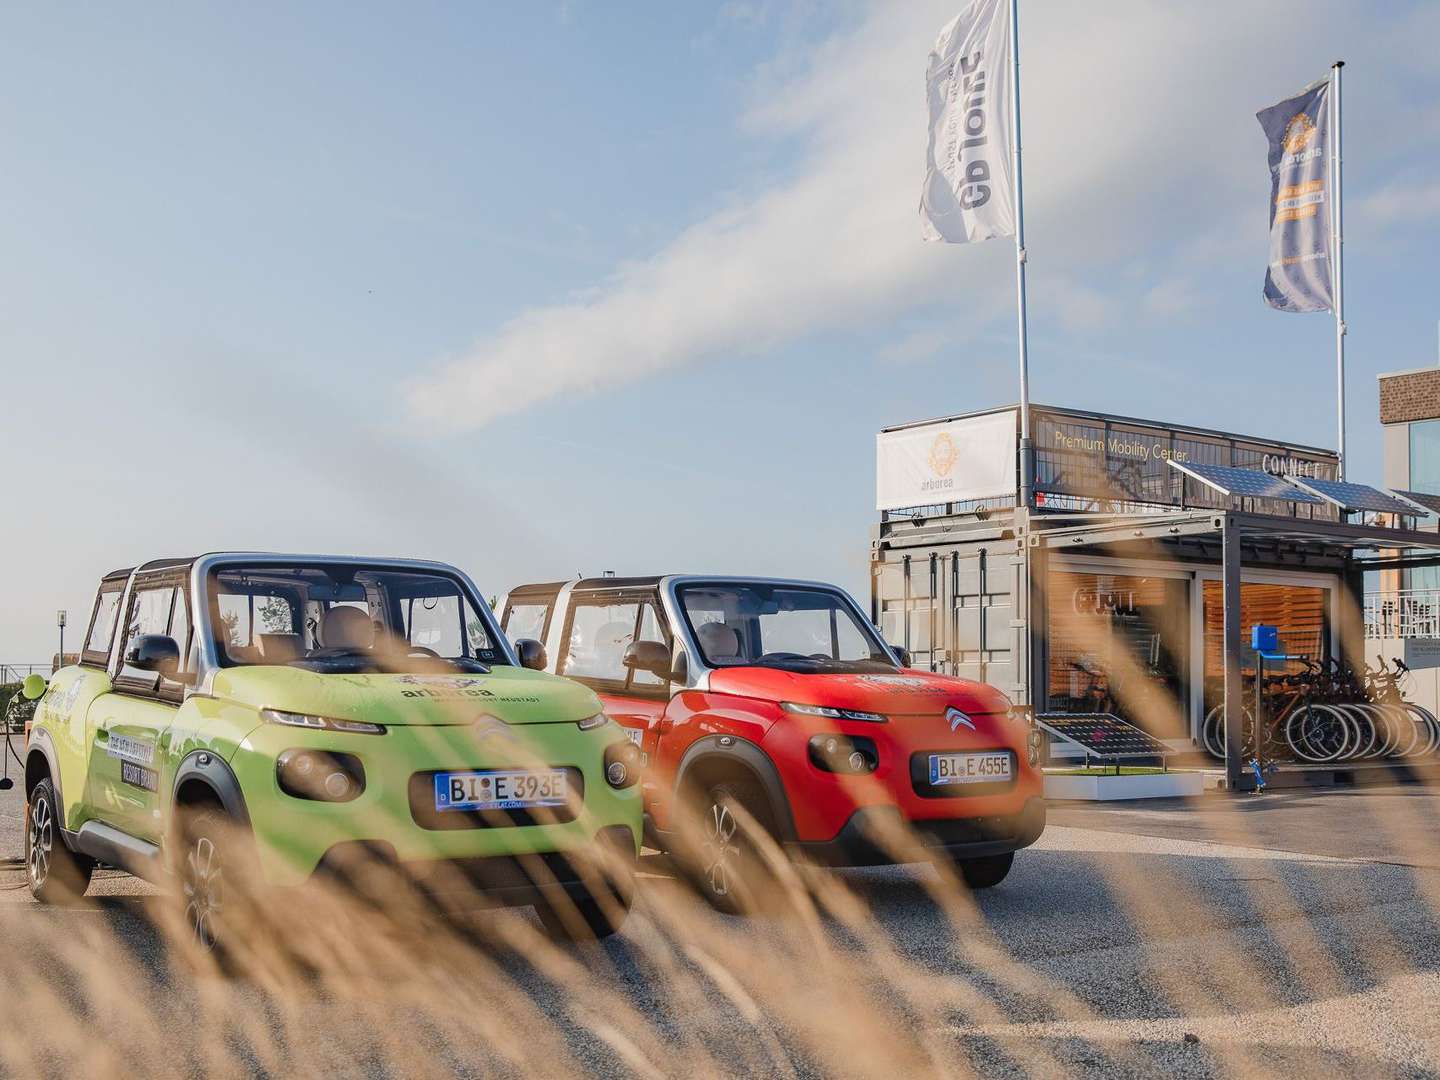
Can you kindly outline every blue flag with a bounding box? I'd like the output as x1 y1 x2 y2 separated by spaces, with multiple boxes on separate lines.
1257 79 1334 312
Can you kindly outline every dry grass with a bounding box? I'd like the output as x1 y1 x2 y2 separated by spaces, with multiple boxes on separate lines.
5 775 1440 1080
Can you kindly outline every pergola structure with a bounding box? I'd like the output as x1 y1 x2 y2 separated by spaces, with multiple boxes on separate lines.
1026 510 1440 790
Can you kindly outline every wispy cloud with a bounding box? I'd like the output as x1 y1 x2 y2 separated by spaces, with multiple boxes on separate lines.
1359 181 1440 226
406 0 1436 432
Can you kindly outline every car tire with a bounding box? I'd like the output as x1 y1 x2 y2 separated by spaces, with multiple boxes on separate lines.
534 888 631 942
174 808 256 958
533 840 636 942
681 780 777 916
952 850 1014 890
26 778 93 906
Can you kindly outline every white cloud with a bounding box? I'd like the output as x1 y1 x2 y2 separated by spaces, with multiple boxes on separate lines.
1359 181 1440 226
406 0 1430 431
1143 278 1201 318
878 326 949 366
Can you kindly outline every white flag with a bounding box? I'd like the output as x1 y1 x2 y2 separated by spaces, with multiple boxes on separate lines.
920 0 1016 244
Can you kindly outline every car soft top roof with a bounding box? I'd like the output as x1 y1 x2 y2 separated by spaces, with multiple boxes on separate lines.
571 576 665 592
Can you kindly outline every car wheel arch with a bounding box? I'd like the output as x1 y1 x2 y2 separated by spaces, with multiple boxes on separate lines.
172 751 250 829
24 734 60 806
675 735 796 843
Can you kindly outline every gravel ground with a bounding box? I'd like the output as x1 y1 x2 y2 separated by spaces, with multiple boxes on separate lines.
2 791 1438 1077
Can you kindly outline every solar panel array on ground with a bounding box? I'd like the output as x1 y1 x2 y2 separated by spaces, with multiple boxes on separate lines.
1168 460 1323 503
1035 713 1174 759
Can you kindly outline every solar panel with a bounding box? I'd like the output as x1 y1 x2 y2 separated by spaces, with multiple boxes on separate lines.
1168 460 1323 503
1286 476 1417 515
1389 489 1440 516
1035 713 1173 759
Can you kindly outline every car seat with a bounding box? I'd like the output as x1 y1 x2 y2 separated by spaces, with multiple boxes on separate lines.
696 622 742 662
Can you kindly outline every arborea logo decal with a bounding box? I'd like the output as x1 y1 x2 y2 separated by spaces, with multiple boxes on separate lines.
928 432 959 477
857 675 947 693
946 707 976 732
1282 112 1317 154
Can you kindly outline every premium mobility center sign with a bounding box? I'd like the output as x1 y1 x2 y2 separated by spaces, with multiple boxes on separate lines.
1036 408 1338 507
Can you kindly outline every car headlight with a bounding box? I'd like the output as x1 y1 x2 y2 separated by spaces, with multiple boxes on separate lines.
781 702 887 723
276 749 365 802
576 711 610 731
808 734 878 775
603 740 643 788
262 708 386 735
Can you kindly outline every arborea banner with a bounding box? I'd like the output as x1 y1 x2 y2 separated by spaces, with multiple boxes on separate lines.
1258 78 1334 313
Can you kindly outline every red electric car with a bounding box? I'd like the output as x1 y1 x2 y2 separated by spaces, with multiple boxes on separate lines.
499 576 1045 910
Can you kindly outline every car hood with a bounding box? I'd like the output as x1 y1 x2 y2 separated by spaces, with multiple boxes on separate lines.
706 666 1014 718
210 665 601 726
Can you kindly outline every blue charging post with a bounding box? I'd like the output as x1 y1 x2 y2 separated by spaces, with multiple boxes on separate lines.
1250 625 1279 792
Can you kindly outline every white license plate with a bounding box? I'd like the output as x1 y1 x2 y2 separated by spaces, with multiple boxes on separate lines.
928 752 1012 786
434 769 568 812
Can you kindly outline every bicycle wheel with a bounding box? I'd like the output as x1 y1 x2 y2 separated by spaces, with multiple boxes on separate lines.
1402 703 1440 757
1335 704 1379 759
1377 704 1416 757
1201 704 1225 758
1202 703 1255 758
1286 703 1353 763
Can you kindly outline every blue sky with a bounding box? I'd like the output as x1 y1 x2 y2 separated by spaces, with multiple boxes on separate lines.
1 0 1437 659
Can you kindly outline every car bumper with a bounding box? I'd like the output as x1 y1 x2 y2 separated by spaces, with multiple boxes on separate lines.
791 797 1046 867
309 824 638 910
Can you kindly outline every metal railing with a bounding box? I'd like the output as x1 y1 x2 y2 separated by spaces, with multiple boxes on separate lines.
1366 591 1440 640
0 663 53 683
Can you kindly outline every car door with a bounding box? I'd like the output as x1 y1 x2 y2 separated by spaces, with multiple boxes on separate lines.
85 575 190 842
556 590 672 763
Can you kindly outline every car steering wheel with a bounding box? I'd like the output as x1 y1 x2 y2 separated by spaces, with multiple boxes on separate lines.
405 646 442 659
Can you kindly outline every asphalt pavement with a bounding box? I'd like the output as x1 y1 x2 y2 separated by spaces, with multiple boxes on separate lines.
1 786 1438 1076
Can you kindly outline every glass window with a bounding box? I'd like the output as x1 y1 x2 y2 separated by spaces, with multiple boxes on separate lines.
631 603 671 687
403 594 465 655
210 564 502 673
1046 572 1191 740
1411 420 1440 493
1200 581 1327 680
170 591 191 672
84 588 124 660
128 587 175 640
675 583 893 674
119 586 176 682
563 603 639 682
504 602 550 644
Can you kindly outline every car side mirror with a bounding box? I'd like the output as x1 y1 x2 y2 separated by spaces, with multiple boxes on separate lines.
125 634 180 677
889 643 912 668
670 650 689 685
623 640 671 680
515 638 547 671
21 673 46 701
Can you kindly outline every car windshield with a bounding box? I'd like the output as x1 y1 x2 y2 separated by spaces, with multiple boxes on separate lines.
676 582 897 674
208 564 505 674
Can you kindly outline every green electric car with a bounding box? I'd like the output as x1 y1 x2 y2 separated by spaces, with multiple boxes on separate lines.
22 553 643 947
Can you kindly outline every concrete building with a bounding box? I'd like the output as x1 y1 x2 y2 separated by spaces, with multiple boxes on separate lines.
1373 368 1440 711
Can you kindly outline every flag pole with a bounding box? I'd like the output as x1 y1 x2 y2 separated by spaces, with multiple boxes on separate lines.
1331 59 1346 479
1010 0 1033 509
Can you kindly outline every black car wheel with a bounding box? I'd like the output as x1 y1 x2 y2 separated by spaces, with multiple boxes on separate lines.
26 779 93 906
175 809 257 957
535 888 631 942
953 850 1014 890
684 780 776 916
